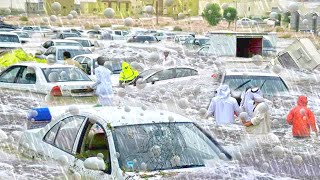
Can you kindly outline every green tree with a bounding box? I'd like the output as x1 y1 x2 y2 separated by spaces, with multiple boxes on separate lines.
202 3 222 26
223 7 237 28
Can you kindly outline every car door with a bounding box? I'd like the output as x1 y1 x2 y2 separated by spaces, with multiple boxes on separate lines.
71 119 116 179
0 66 24 90
15 66 38 92
42 116 86 174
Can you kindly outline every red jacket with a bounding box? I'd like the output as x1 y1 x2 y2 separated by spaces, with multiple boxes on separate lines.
287 96 318 137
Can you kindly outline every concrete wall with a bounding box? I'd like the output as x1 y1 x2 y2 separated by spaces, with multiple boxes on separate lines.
45 0 77 16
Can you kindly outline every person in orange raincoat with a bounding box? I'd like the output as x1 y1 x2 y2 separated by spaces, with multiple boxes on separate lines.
287 96 318 138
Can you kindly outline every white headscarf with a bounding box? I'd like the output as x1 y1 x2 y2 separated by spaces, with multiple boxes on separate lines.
216 84 231 99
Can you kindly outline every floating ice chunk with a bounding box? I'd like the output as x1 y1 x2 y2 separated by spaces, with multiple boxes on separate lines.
141 162 147 171
136 79 146 89
27 110 38 120
262 162 269 170
150 145 161 157
272 64 282 74
273 146 285 157
67 106 79 115
170 155 180 166
149 52 160 62
177 85 183 91
124 106 131 112
159 88 166 95
199 108 207 116
141 105 147 111
73 172 81 180
0 129 8 142
48 72 59 82
252 55 263 66
117 89 126 97
58 155 69 166
97 153 104 159
272 119 279 127
177 98 189 109
45 94 54 103
293 155 303 164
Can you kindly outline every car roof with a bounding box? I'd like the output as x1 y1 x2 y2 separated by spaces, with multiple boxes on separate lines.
74 53 100 59
224 69 280 77
65 37 90 40
55 106 192 127
50 40 80 43
51 46 86 50
144 66 197 72
0 32 19 35
13 62 77 69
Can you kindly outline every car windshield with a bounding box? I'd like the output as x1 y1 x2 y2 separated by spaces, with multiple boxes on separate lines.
0 34 20 43
224 75 288 95
113 122 222 172
57 49 91 60
41 67 91 82
55 42 80 47
75 40 90 47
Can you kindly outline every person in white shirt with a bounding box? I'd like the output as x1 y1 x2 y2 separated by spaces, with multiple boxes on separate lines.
241 98 271 135
240 87 264 119
162 50 176 67
206 84 242 124
87 56 113 106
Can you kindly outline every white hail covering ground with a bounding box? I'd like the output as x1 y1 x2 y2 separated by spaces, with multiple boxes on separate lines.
0 36 320 179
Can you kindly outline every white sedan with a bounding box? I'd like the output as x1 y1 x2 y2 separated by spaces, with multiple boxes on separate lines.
19 105 232 179
0 63 95 97
72 54 121 86
236 18 257 26
65 37 95 51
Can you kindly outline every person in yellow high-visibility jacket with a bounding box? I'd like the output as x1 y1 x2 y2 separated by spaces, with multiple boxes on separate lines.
119 61 139 85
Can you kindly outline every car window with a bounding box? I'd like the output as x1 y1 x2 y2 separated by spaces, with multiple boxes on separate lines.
75 40 90 47
44 116 86 154
16 66 36 84
176 68 198 78
42 67 91 82
57 49 91 60
76 121 111 174
55 42 80 47
74 56 85 63
0 66 21 83
115 31 121 35
146 69 175 83
0 34 20 43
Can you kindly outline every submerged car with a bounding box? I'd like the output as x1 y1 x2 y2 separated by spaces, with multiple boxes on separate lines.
136 67 199 85
65 37 95 50
43 46 92 63
0 32 22 49
72 54 121 86
0 63 95 97
127 35 159 43
19 105 232 179
220 69 289 103
41 40 83 50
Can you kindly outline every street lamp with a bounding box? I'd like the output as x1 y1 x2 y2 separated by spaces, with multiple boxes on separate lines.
312 13 318 35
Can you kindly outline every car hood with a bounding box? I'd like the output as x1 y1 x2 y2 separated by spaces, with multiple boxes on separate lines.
123 159 280 179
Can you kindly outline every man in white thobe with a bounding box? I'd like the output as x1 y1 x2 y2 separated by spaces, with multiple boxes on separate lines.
88 57 113 106
240 87 264 119
207 84 242 124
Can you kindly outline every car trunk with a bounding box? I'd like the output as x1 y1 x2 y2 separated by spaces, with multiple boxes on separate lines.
54 81 95 97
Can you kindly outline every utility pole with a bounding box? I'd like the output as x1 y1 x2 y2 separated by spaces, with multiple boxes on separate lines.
156 0 159 25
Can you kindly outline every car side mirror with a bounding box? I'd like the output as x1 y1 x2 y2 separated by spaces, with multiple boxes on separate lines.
151 77 159 84
84 157 106 171
195 42 200 46
21 40 27 44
